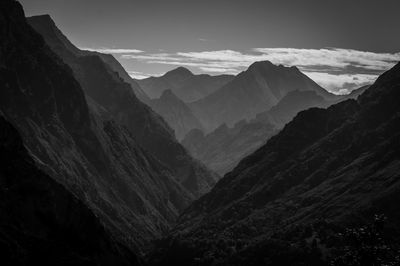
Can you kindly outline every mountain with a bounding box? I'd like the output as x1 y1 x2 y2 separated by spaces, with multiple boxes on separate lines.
182 121 276 175
341 84 371 100
137 67 234 102
28 14 217 197
256 90 330 128
182 85 367 176
0 114 142 266
0 0 200 258
182 90 329 176
28 15 150 103
149 90 204 141
151 62 400 265
190 61 338 132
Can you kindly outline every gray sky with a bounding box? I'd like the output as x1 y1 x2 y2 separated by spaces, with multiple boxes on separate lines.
20 0 400 93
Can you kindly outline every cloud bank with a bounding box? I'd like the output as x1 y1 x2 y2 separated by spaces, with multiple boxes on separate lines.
84 47 400 94
81 47 144 54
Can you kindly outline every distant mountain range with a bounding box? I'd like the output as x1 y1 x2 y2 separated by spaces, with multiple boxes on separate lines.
151 62 400 266
182 78 364 176
189 61 339 132
137 67 234 102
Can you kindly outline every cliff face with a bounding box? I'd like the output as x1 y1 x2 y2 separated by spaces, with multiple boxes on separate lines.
0 115 142 266
27 14 217 197
151 62 400 265
0 0 195 254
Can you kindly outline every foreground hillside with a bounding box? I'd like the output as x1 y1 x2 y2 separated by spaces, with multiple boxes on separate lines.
0 0 194 257
0 115 142 266
150 62 400 265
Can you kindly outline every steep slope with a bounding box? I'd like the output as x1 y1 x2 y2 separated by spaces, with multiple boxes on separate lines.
0 0 195 253
28 14 217 197
190 61 338 132
256 90 330 128
149 90 204 141
152 62 400 265
182 121 276 175
0 115 142 266
182 86 365 176
341 84 371 101
137 67 234 102
28 15 150 103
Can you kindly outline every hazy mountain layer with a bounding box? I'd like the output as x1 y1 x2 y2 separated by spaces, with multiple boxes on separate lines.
183 122 277 175
190 61 338 132
137 67 234 102
149 90 204 141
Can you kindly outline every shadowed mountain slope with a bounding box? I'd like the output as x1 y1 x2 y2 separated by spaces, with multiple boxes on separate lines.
0 114 142 266
28 14 217 197
0 0 197 255
150 62 400 265
28 14 150 103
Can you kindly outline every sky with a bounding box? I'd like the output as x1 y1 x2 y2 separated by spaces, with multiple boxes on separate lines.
20 0 400 94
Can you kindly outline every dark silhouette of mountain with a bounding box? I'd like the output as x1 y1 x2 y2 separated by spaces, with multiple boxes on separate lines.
150 62 400 265
0 0 201 258
190 61 339 132
137 67 234 102
182 121 276 175
28 14 150 103
0 115 142 266
28 14 217 197
149 90 204 141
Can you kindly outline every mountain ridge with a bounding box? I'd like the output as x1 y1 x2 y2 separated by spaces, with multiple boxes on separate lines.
189 60 338 132
137 67 234 102
28 14 218 197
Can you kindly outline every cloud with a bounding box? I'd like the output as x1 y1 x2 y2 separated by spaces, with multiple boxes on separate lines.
80 47 144 54
127 71 161 79
87 46 400 94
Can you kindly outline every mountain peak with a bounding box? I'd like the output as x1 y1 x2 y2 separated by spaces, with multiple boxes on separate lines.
164 67 193 79
248 60 299 73
248 60 274 70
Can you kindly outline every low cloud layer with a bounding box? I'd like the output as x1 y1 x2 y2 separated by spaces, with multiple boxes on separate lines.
82 47 144 54
84 47 400 94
